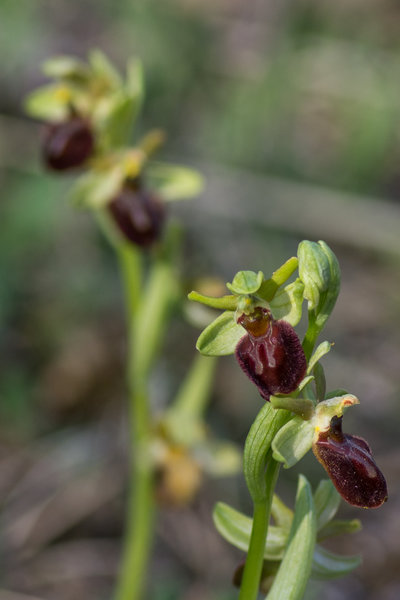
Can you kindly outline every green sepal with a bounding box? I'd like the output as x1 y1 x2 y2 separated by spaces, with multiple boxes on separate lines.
307 341 332 375
318 519 362 542
24 84 71 121
311 545 361 580
93 91 138 149
267 475 317 600
195 311 244 356
244 404 291 503
226 270 264 295
89 49 122 88
271 417 314 468
313 480 341 530
42 55 90 82
213 502 288 560
146 162 204 201
69 166 124 209
269 278 304 326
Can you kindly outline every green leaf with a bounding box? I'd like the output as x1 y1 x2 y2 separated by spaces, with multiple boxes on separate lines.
313 480 341 531
69 166 124 209
267 475 317 600
311 545 361 580
42 55 90 82
226 270 264 295
147 162 204 201
271 495 293 531
269 278 304 326
318 518 362 542
195 311 244 356
244 404 291 503
307 341 332 375
24 84 71 121
271 417 314 468
213 502 288 560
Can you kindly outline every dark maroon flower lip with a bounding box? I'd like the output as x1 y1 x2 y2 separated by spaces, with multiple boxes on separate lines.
109 180 166 248
42 117 94 171
235 308 307 401
313 416 388 509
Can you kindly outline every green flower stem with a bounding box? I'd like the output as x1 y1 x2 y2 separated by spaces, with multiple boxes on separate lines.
115 376 155 600
114 235 178 600
118 243 142 320
239 457 280 600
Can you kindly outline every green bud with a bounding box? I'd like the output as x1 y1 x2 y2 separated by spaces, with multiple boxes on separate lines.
298 240 340 324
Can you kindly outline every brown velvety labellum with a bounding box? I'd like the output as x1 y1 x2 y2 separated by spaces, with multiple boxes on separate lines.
42 118 94 171
313 416 388 509
235 310 307 401
109 181 166 248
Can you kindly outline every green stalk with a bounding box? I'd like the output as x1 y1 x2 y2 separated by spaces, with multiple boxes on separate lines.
239 457 280 600
114 234 178 600
115 376 155 600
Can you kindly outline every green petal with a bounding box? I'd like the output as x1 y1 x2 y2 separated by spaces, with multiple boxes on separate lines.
272 417 314 468
269 278 304 326
195 311 244 356
226 270 264 295
24 84 70 121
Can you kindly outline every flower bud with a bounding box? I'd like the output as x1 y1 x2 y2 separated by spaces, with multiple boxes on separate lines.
313 416 388 509
298 240 340 317
235 307 307 401
42 117 94 170
109 179 166 248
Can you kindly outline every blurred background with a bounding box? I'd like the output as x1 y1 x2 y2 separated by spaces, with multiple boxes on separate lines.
1 1 400 599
